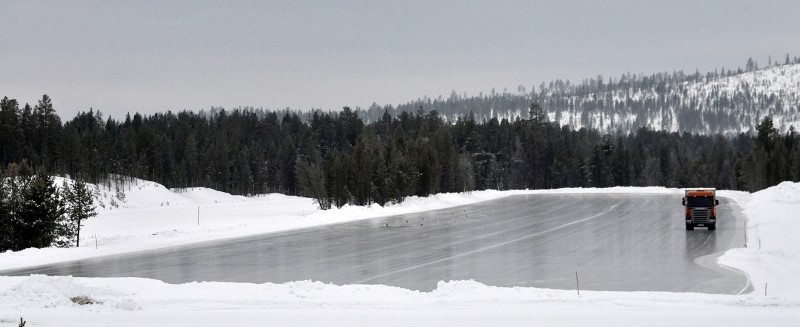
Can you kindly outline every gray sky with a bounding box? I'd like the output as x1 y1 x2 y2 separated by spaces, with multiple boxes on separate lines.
2 0 799 119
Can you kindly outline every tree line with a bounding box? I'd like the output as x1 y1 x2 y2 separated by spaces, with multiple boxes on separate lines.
1 95 799 211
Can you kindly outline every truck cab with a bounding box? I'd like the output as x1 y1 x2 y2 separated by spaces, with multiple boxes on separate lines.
682 188 719 231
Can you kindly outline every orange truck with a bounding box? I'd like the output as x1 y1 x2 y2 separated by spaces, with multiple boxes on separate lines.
682 188 719 230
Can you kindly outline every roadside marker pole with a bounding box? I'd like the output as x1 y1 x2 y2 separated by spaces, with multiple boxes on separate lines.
744 227 748 248
197 206 200 226
576 271 580 296
765 283 768 296
94 234 97 249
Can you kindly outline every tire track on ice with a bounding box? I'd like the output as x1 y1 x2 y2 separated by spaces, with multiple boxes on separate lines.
353 200 624 284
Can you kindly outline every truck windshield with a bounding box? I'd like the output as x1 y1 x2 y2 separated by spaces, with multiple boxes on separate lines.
686 197 715 207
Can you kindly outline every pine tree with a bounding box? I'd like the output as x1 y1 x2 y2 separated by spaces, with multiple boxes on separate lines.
746 57 756 71
456 153 476 192
14 172 66 250
371 145 390 206
352 130 378 206
756 117 778 152
295 155 330 210
63 179 97 247
0 176 12 250
529 103 546 124
328 152 352 208
33 95 62 170
1 97 21 164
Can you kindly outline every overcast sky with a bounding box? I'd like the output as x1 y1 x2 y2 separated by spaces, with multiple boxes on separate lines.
2 0 799 119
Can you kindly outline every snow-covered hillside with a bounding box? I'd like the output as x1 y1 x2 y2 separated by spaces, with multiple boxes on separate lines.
549 63 800 135
684 63 800 134
366 63 800 136
3 179 800 326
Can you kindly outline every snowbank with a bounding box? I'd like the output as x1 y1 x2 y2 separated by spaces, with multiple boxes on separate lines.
1 276 798 326
719 182 800 302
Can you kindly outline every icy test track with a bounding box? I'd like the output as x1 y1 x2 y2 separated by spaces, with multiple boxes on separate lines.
1 179 800 326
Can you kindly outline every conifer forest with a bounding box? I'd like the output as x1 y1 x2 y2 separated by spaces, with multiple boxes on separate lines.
2 95 799 210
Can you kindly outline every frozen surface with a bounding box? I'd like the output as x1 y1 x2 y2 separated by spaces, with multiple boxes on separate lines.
0 178 678 272
5 194 748 294
1 179 800 326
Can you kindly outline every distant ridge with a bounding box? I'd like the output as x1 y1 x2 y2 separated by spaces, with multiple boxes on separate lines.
359 62 800 136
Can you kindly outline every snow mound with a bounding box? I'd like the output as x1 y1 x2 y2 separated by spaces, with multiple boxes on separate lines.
2 275 139 310
719 181 800 301
116 179 251 209
172 187 249 204
751 181 800 204
55 176 257 210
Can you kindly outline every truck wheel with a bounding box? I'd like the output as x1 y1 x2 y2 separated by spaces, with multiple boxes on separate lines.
708 224 716 231
686 224 694 231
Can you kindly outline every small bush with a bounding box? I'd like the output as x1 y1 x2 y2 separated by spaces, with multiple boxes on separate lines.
70 295 98 305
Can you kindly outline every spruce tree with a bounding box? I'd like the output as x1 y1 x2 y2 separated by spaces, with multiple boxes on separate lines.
1 97 21 163
14 172 66 250
0 176 12 250
63 179 97 247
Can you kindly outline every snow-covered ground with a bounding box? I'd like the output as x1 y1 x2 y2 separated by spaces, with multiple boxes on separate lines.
2 179 799 326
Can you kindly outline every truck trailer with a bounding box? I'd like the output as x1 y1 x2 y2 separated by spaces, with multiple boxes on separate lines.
682 188 719 231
